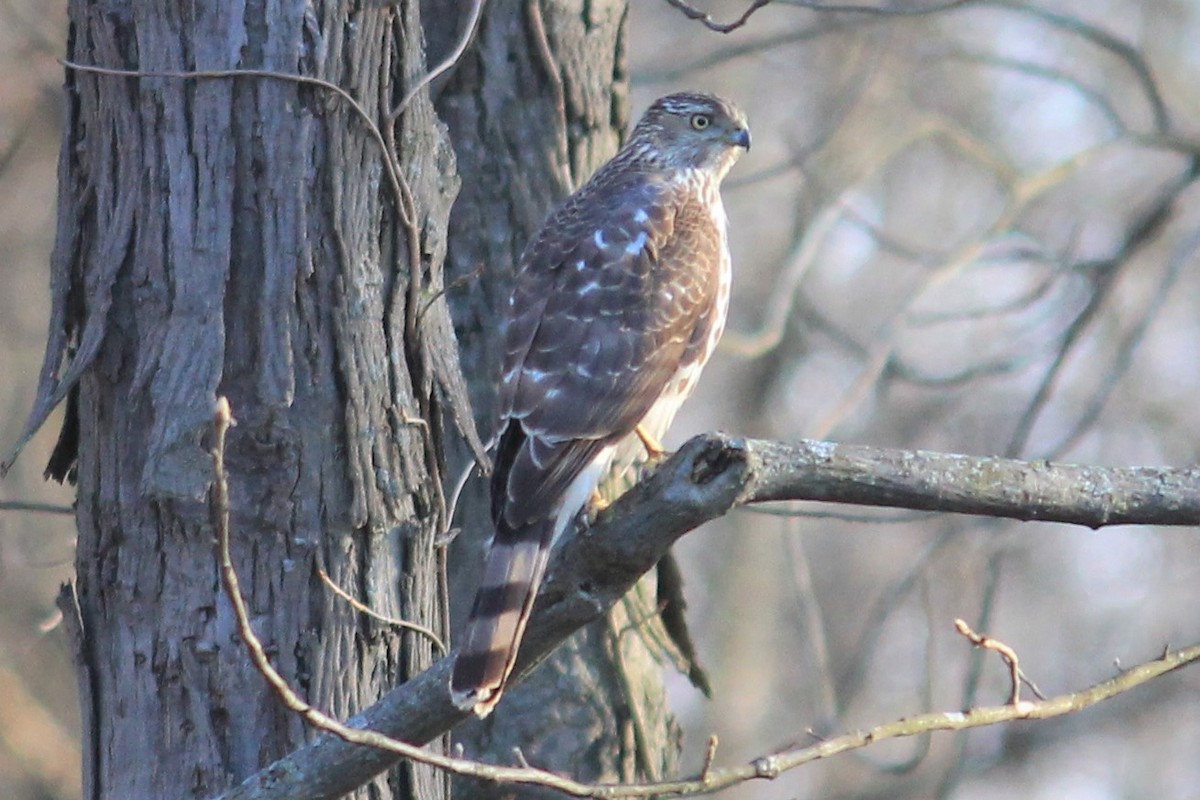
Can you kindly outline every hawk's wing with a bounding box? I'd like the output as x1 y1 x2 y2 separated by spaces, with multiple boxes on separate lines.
494 170 723 530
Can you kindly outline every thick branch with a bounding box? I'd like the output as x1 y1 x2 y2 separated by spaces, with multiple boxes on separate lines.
219 434 1198 799
742 437 1200 527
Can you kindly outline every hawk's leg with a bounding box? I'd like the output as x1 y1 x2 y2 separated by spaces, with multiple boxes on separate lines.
636 423 667 460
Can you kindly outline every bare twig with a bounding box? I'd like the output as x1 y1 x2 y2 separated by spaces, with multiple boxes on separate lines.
662 0 772 33
0 500 73 515
208 398 513 791
230 635 1196 799
663 0 977 35
390 0 485 119
954 619 1045 705
317 568 447 654
700 735 720 783
417 264 486 325
526 0 571 187
777 0 976 14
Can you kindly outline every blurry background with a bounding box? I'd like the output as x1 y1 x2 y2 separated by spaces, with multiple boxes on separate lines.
3 2 1199 798
629 3 1200 799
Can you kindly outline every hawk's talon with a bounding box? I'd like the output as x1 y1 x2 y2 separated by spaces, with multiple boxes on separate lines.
585 490 613 525
590 489 612 512
636 424 667 460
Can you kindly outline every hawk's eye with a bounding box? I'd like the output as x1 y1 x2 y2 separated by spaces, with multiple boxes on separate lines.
690 113 712 131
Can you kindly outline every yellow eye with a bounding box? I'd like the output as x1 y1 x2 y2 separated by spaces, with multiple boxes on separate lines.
690 113 712 131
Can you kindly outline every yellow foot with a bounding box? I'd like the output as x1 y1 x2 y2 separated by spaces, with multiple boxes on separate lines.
635 424 666 460
590 488 612 512
585 489 613 526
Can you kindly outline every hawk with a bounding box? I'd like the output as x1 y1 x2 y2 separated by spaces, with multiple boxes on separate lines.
451 92 750 717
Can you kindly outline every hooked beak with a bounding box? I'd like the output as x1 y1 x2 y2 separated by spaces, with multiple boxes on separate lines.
729 126 751 151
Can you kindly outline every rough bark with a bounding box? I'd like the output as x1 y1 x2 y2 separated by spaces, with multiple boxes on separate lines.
24 2 468 798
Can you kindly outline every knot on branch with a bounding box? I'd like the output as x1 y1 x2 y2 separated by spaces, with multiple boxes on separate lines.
689 434 747 486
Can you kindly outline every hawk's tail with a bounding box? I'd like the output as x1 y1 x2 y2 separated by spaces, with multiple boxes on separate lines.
450 523 553 717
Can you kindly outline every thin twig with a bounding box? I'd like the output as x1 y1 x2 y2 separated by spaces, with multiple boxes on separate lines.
526 0 571 187
700 735 719 783
777 0 976 14
954 618 1045 705
662 0 975 33
390 0 486 120
417 264 485 325
662 0 771 33
317 568 447 654
0 500 73 515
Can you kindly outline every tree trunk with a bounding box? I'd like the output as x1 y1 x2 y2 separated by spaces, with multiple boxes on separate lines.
34 2 464 798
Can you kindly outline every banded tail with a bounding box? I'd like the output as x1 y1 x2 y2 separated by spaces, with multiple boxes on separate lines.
450 523 554 717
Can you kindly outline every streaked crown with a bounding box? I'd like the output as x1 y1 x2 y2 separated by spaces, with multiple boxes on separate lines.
623 92 751 175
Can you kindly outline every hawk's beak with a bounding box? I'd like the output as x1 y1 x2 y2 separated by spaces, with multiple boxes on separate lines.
729 127 751 151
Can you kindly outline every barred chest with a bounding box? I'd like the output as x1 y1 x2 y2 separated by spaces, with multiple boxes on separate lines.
638 174 732 442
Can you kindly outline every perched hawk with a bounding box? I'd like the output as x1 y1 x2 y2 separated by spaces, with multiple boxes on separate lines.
451 92 750 717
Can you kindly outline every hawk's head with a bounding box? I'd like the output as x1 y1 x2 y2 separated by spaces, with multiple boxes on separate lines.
626 92 751 176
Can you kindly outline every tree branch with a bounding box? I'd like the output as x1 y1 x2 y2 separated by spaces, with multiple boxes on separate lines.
739 436 1200 527
217 433 1198 799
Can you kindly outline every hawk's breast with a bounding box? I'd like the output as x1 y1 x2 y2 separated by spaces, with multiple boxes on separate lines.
638 171 731 443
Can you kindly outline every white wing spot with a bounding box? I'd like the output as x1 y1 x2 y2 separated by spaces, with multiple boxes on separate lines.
544 387 563 400
575 259 587 272
524 368 549 382
593 229 608 248
625 231 648 255
579 281 599 296
633 208 649 223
